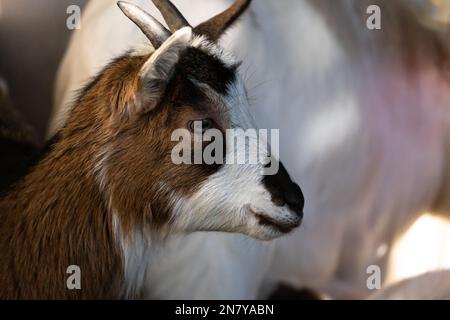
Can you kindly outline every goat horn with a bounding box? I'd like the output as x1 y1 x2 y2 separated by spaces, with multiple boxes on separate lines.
194 0 252 42
151 0 191 32
118 1 171 48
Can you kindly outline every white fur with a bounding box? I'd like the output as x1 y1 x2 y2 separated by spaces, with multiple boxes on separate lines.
171 76 298 239
96 148 150 297
88 6 296 297
190 35 237 68
139 27 192 79
138 27 192 110
51 0 450 299
170 148 297 240
113 213 150 298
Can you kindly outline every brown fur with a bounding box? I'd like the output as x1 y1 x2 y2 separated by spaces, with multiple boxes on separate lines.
0 49 233 299
0 0 252 299
194 0 252 41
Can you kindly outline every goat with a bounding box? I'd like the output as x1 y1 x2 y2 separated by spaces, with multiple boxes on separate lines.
0 0 304 299
51 0 450 299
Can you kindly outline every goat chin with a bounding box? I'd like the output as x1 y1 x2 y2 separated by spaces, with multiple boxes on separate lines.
51 0 450 299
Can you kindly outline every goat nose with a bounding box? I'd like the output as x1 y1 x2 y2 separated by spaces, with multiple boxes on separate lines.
262 161 305 218
284 183 304 218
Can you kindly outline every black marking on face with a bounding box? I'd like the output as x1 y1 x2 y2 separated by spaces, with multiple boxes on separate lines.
176 47 238 95
262 161 304 217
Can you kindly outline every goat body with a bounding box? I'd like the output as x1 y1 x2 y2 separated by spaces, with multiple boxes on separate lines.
51 0 450 299
1 0 304 299
0 55 145 299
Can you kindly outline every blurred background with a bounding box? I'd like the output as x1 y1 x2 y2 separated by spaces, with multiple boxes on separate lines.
0 0 450 298
1 0 449 142
0 0 86 142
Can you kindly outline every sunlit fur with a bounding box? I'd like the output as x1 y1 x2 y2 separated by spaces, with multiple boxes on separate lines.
0 10 302 297
52 0 450 299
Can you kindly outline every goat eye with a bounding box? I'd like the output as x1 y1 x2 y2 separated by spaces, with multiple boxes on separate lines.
189 119 213 132
201 119 213 130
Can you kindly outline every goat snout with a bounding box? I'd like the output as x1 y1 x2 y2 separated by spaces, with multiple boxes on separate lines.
283 182 304 218
263 162 304 218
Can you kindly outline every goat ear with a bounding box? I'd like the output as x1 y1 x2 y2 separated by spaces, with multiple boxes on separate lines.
194 0 251 42
135 27 192 113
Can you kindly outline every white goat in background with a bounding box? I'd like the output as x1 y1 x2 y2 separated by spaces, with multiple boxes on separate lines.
50 0 450 299
370 269 450 300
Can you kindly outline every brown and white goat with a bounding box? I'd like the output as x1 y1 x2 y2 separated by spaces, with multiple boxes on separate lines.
0 0 304 299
